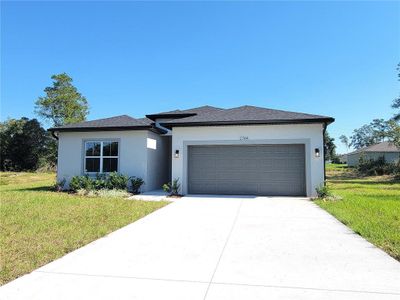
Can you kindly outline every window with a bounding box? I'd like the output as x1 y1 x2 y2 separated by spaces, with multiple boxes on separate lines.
84 141 119 173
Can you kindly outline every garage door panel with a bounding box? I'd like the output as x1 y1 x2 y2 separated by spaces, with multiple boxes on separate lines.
215 171 264 181
216 182 259 195
188 144 306 196
189 184 217 194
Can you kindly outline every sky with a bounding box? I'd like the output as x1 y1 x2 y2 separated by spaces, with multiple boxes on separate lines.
1 1 399 154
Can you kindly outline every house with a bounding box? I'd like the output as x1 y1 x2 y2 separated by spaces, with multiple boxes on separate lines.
347 141 400 167
338 154 347 164
49 105 334 197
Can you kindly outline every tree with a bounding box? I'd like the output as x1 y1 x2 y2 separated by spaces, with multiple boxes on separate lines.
339 135 349 152
370 119 391 141
350 119 390 149
324 131 338 162
388 63 400 147
387 120 400 147
392 63 400 121
0 118 49 171
350 124 375 149
35 73 89 127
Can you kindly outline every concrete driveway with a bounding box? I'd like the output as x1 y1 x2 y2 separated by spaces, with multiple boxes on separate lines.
1 196 400 300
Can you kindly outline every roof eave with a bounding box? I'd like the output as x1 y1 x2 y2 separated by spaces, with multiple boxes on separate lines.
161 118 335 129
48 125 164 134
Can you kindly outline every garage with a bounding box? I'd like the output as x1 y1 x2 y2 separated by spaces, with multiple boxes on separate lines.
188 144 306 196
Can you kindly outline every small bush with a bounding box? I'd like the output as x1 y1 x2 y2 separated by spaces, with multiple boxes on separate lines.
316 184 332 198
106 172 129 190
357 156 399 176
54 178 66 192
69 175 94 192
69 172 130 192
130 177 145 194
394 162 400 180
162 178 181 196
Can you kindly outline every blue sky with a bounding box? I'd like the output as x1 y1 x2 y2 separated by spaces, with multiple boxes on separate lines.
1 1 399 153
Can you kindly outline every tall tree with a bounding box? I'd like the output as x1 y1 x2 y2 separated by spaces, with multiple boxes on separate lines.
392 63 400 121
387 120 400 147
339 135 349 152
324 131 337 162
0 118 49 171
35 73 89 127
350 119 390 149
370 119 391 141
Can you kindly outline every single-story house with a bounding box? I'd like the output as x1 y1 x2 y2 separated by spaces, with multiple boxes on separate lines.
49 105 334 197
347 141 400 167
338 154 347 164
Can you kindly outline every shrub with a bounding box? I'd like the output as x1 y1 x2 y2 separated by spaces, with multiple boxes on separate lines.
92 173 107 190
357 156 399 176
54 178 66 192
316 184 332 199
106 172 129 190
130 177 145 194
69 172 130 192
69 175 94 192
162 178 181 196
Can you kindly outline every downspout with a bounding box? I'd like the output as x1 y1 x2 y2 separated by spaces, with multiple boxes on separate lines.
322 122 327 185
154 122 171 136
51 130 59 140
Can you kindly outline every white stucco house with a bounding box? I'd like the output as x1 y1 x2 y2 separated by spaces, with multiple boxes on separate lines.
49 105 334 197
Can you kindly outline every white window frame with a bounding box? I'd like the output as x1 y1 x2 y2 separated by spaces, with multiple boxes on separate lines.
84 140 119 174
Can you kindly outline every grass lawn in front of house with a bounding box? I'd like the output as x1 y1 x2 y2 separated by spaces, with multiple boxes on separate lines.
0 172 169 285
315 166 400 261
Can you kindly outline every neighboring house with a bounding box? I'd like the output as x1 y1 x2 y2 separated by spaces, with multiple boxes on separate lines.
347 141 400 167
49 105 334 197
338 154 348 164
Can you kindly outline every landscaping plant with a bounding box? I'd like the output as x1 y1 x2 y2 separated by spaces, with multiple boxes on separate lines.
130 176 145 194
106 172 129 190
162 178 181 196
315 184 332 199
69 172 130 192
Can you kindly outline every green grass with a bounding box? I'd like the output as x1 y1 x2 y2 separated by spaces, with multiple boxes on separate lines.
0 172 169 285
325 163 348 171
315 167 400 261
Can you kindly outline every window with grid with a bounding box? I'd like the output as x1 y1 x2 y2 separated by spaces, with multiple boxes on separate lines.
84 141 119 173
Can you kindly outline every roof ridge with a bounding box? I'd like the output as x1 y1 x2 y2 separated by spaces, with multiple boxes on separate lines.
229 105 332 118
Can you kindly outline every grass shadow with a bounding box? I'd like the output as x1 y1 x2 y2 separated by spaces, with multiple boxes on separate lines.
15 186 54 192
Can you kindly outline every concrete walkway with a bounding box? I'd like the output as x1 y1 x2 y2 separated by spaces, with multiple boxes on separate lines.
1 196 400 300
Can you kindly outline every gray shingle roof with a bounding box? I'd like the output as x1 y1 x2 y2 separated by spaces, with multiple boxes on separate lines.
49 105 334 132
161 105 334 127
49 115 154 132
348 141 400 154
153 105 224 115
146 105 224 120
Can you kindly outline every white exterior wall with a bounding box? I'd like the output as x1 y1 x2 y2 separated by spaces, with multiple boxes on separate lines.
347 152 400 167
57 130 155 191
145 131 171 191
171 124 325 197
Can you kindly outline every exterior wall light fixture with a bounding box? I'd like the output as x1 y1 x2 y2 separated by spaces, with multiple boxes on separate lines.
315 148 320 158
174 150 180 158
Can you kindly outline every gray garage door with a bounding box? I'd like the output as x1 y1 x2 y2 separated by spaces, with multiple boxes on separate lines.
188 144 306 196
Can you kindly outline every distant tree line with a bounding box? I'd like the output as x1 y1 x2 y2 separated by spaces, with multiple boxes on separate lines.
0 73 88 171
339 64 400 152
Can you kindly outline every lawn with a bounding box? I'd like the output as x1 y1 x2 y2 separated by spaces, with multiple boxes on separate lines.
0 172 169 285
316 164 400 261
